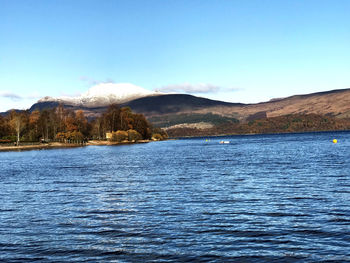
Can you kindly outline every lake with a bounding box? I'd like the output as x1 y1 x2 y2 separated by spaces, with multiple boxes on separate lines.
1 131 350 262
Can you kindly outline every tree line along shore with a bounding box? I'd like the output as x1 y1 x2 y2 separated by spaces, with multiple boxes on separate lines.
0 104 168 151
2 103 350 152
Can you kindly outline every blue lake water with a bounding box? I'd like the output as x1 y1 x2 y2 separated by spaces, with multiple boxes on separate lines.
1 131 350 262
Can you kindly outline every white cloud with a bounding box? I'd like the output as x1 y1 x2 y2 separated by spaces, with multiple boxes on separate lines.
79 76 115 86
156 83 221 94
0 91 41 101
80 76 98 85
0 92 41 111
156 83 241 94
0 92 23 101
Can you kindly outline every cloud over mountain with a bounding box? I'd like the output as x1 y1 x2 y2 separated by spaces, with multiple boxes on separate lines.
38 82 158 107
156 83 241 94
157 83 221 94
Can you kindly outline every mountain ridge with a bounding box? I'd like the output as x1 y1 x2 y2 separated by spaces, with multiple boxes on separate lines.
2 88 350 130
37 83 159 107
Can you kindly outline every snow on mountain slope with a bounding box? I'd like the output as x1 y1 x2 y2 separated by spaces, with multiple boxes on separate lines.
38 83 159 107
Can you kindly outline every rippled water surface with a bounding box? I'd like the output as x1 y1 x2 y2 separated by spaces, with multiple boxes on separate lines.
1 132 350 262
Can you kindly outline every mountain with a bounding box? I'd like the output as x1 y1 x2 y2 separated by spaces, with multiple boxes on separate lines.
124 94 242 114
29 93 239 119
222 88 350 120
126 88 350 127
6 86 350 133
38 83 158 108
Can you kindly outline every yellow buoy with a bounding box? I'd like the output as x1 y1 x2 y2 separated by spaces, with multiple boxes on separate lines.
333 139 337 144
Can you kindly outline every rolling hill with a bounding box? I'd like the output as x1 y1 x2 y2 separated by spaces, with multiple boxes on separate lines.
4 88 350 135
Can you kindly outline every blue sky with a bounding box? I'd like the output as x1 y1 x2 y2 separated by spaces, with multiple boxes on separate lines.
0 0 349 111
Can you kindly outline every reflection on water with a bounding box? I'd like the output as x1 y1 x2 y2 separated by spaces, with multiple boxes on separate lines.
1 131 350 262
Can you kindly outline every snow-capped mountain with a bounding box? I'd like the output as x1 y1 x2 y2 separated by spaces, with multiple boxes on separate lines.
38 83 159 107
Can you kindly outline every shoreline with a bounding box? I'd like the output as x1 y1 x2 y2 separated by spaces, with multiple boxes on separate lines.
170 129 350 139
0 140 152 152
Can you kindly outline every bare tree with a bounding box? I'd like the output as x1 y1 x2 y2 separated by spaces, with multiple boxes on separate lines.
10 111 26 146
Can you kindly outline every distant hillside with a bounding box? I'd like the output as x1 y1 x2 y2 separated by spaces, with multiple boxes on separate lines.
29 101 60 112
28 94 241 120
166 114 350 138
3 88 350 136
123 94 240 114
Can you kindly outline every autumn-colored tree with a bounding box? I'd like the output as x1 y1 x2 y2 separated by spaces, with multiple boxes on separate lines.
49 108 59 139
28 110 40 141
120 107 133 130
103 104 121 132
69 131 84 141
75 110 89 137
0 104 164 143
0 115 11 139
133 114 151 139
64 114 78 133
38 110 51 140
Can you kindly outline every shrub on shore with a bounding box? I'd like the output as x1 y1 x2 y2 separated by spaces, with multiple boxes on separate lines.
55 131 84 141
111 130 128 142
152 133 163 141
127 129 142 142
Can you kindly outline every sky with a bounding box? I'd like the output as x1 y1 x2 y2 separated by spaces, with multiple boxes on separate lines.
0 0 349 111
